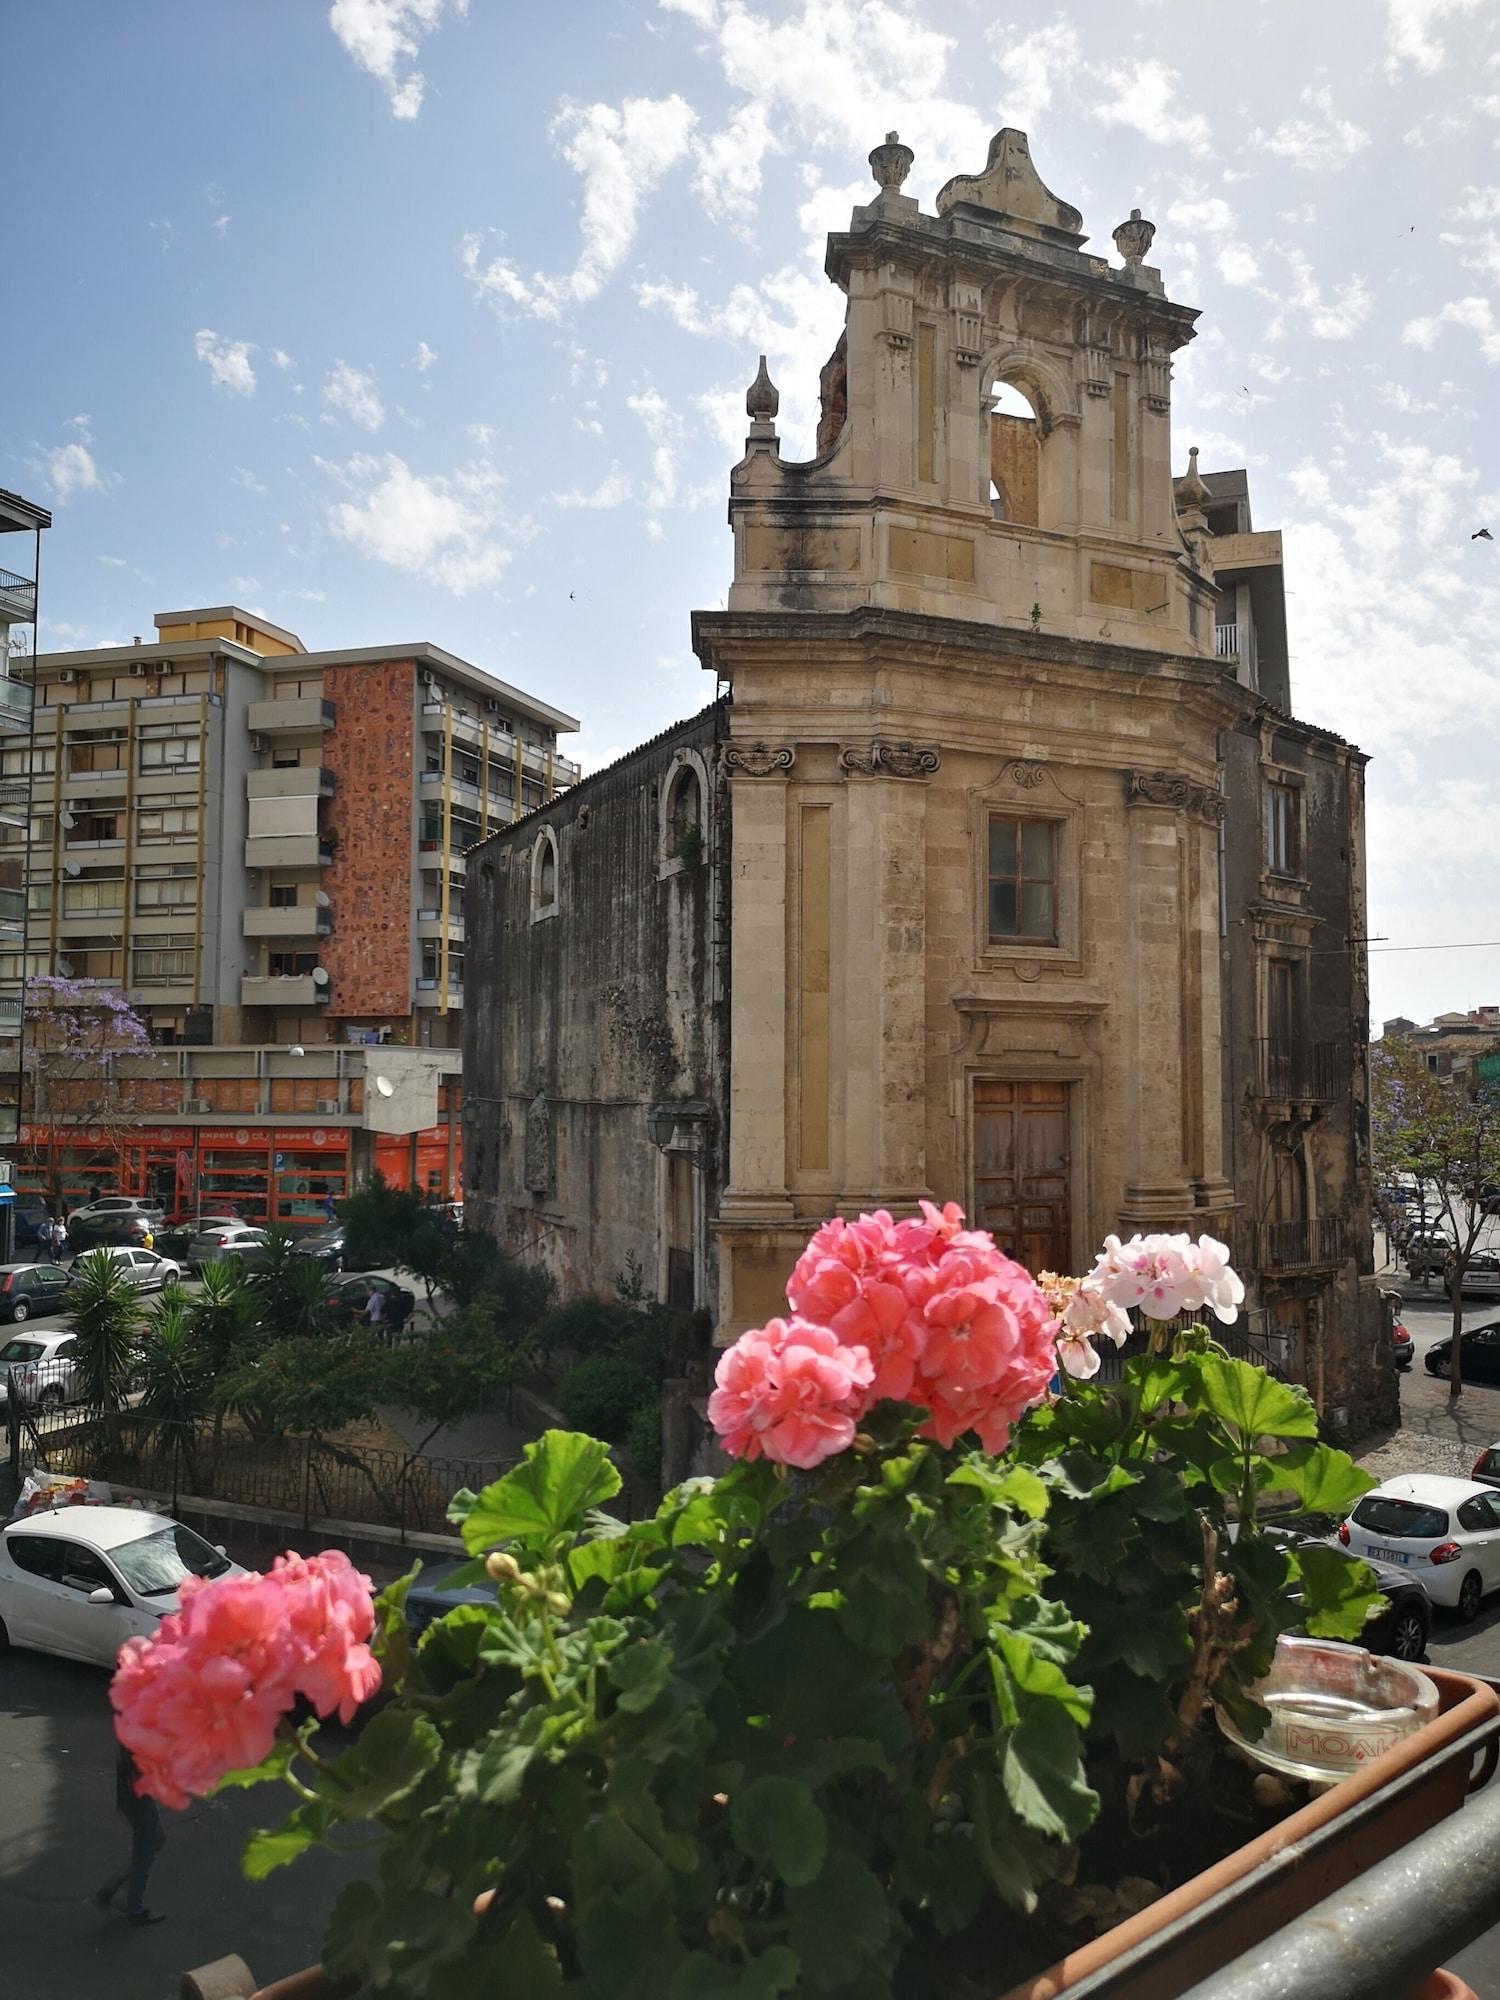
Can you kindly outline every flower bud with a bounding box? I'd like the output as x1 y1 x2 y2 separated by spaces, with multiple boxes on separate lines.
544 1591 572 1617
485 1551 521 1584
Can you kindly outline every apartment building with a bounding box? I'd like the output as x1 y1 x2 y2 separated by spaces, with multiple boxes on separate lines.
9 604 579 1217
0 489 47 1151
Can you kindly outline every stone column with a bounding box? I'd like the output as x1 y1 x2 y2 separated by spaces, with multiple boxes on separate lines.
1118 772 1196 1226
719 746 795 1223
838 743 935 1211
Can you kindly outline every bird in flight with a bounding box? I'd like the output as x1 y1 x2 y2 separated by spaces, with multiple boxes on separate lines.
1474 528 1494 542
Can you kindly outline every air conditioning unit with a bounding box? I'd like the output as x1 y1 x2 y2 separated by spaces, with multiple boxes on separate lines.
57 669 76 685
128 662 149 679
249 734 269 754
185 1098 211 1114
315 1098 339 1115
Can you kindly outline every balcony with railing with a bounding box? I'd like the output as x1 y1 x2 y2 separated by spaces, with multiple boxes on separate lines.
0 672 33 734
1259 1215 1345 1274
247 695 336 734
1254 1039 1345 1102
0 566 37 622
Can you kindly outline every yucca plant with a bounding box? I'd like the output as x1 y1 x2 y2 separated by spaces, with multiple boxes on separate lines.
139 1291 210 1489
66 1248 144 1450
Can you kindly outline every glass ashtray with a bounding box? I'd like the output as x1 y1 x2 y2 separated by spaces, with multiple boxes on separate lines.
1215 1634 1439 1784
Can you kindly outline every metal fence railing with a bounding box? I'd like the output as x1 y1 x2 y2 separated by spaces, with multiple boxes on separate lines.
5 1385 511 1539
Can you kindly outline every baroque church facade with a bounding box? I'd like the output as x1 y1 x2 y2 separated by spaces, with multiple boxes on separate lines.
464 130 1392 1445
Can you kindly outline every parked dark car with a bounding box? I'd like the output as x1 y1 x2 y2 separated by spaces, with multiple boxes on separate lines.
0 1263 79 1324
403 1558 491 1640
325 1273 415 1327
1425 1322 1500 1383
291 1224 350 1273
66 1197 164 1253
1260 1522 1431 1662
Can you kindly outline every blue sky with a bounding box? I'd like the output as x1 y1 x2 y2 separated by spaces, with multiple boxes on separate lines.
6 0 1499 1027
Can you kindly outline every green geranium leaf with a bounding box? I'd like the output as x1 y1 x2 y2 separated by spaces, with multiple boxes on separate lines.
243 1798 328 1879
948 1458 1048 1520
787 1850 889 1985
993 1626 1092 1727
489 1910 566 1995
609 1638 674 1714
1001 1700 1096 1842
458 1430 623 1552
730 1774 827 1887
1187 1355 1318 1440
327 1705 442 1818
668 1947 801 1999
1294 1543 1389 1642
1272 1442 1376 1516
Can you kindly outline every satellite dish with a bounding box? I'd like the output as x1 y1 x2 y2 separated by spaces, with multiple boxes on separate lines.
62 861 81 879
315 890 330 908
311 967 329 987
374 1075 395 1098
60 811 75 830
288 1044 305 1058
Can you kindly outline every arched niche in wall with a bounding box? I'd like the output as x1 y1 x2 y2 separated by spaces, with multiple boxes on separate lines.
530 825 558 922
658 748 710 879
980 348 1079 532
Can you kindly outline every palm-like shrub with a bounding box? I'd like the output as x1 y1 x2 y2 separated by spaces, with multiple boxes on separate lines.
67 1248 143 1413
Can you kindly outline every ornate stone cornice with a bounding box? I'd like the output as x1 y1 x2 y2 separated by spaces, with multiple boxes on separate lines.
838 740 942 779
722 741 795 777
1125 769 1225 822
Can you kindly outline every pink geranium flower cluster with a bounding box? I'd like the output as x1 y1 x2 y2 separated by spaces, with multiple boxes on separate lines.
709 1202 1058 1468
110 1550 381 1808
1088 1232 1245 1325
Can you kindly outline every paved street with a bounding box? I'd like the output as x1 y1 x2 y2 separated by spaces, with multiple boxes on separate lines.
0 1613 364 2000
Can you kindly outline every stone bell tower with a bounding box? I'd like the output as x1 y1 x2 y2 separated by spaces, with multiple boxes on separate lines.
693 129 1240 1336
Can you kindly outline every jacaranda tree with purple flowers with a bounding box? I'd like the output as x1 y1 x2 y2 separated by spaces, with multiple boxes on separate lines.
20 975 158 1208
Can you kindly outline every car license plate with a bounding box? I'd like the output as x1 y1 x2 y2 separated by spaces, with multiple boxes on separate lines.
1368 1545 1412 1565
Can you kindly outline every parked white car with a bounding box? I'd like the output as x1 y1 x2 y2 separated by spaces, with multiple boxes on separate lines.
0 1328 83 1410
1340 1473 1500 1621
88 1246 184 1293
0 1506 244 1667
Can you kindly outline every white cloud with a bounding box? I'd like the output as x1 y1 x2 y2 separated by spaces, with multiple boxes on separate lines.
692 99 775 231
194 328 256 396
1165 196 1260 287
551 466 635 509
1404 295 1500 362
271 349 296 372
213 214 231 237
627 389 687 507
327 0 467 120
321 451 521 594
1090 59 1210 155
231 466 268 496
1384 0 1488 75
659 0 720 24
295 587 327 602
322 360 386 431
1280 252 1373 340
98 554 127 568
412 340 437 372
1257 86 1370 171
990 21 1082 133
39 442 103 502
463 95 697 320
1456 185 1500 221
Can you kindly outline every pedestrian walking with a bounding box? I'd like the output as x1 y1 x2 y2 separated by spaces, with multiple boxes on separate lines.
363 1285 385 1329
323 1189 337 1223
94 1742 167 1926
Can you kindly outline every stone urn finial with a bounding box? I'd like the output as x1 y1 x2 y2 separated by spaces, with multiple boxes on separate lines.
868 130 915 193
1174 445 1212 512
1112 206 1156 271
746 355 779 432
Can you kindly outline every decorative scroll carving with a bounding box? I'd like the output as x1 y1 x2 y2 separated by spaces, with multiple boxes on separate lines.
1125 770 1225 822
1004 759 1047 788
838 740 942 779
723 741 795 777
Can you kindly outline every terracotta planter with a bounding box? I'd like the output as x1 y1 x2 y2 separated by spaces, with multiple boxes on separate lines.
998 1665 1500 2000
186 1669 1498 2000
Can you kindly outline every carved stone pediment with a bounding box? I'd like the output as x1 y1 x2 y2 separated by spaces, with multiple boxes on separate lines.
838 741 942 779
1125 769 1225 823
723 741 795 777
934 128 1085 248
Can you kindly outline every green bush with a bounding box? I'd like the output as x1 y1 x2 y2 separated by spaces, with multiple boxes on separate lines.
554 1351 656 1442
623 1398 662 1489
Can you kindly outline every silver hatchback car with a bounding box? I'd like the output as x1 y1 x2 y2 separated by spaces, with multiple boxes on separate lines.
0 1328 83 1411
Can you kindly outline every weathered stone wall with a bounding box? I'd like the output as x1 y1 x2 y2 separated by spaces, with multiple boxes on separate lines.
1220 716 1393 1430
463 703 729 1315
321 657 416 1019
